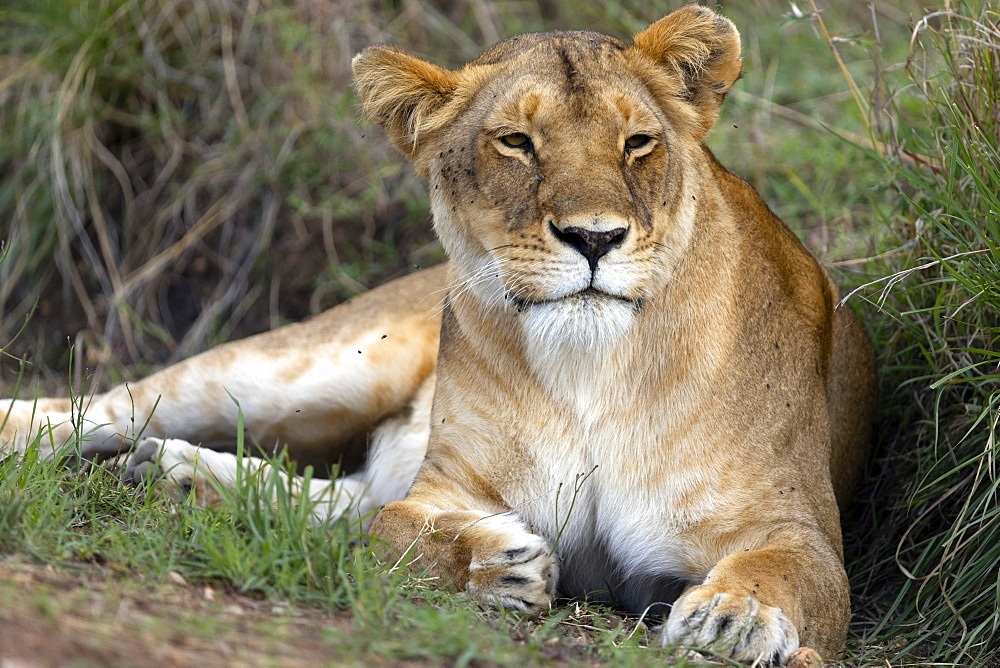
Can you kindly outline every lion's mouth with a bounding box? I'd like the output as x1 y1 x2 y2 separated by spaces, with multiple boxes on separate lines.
511 287 644 312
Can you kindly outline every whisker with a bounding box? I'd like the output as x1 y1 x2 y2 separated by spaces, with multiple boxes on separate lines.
430 255 513 315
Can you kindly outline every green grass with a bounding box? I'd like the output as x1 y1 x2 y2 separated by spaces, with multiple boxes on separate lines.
841 2 1000 662
2 0 999 665
0 437 687 665
0 0 445 389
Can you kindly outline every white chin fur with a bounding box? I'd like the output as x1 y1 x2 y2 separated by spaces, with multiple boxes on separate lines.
519 293 637 354
519 294 637 420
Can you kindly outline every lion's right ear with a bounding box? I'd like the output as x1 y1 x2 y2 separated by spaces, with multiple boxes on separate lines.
352 46 459 163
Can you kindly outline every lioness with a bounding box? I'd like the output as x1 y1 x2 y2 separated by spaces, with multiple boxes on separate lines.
1 5 876 664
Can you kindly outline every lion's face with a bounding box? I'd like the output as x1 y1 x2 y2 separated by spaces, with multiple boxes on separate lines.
353 6 742 347
430 36 690 347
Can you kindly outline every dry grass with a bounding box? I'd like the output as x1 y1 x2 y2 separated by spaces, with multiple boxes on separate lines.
0 0 452 390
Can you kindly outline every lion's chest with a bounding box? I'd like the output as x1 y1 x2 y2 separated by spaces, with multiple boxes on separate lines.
440 313 744 609
496 365 723 611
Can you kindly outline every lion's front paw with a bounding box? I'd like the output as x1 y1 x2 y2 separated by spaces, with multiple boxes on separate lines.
664 587 799 665
464 514 558 613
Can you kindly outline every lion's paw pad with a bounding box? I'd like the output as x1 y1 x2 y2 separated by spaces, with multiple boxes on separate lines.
664 588 799 665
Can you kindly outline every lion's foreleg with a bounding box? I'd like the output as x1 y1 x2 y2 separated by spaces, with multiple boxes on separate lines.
663 533 849 664
372 498 558 612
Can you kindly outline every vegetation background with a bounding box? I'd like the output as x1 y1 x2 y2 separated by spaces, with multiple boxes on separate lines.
1 0 997 665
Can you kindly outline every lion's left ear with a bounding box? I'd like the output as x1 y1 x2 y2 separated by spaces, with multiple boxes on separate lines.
629 5 742 139
352 46 459 169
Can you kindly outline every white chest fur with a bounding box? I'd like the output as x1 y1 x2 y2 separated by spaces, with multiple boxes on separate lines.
504 327 721 610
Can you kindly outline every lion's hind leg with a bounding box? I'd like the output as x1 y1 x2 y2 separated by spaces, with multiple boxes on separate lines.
0 395 126 459
123 374 437 525
124 437 373 525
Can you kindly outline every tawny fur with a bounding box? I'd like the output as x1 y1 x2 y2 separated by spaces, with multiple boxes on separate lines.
1 6 875 665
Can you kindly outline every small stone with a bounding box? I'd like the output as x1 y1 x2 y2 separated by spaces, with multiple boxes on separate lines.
787 646 824 668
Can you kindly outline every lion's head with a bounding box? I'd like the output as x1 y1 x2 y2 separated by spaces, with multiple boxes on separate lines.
353 5 742 349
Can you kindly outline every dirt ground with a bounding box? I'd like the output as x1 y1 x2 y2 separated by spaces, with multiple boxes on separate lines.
0 558 381 667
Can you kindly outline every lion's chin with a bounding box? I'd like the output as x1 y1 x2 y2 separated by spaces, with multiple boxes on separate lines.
518 291 638 354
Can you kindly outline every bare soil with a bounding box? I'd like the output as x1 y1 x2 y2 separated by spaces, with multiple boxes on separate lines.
0 558 378 667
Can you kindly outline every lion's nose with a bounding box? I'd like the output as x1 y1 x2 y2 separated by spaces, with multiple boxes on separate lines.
549 222 627 271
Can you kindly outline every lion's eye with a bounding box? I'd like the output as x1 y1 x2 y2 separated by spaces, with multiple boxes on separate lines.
625 134 653 152
500 133 532 150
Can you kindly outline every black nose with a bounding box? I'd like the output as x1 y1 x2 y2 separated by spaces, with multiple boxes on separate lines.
550 222 627 271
